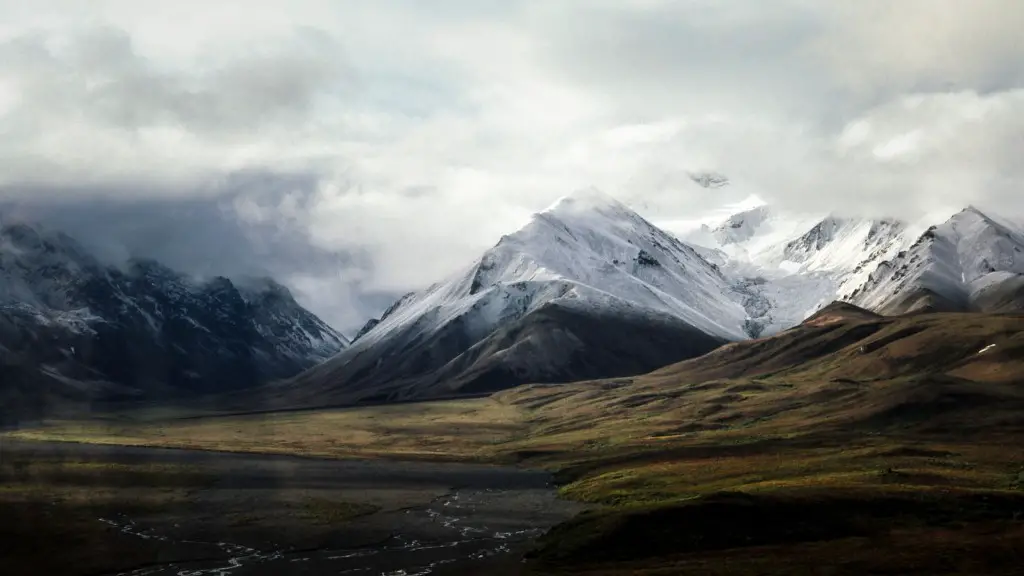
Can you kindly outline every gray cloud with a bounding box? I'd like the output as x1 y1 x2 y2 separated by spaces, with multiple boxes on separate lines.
0 1 1022 330
0 174 396 333
1 24 348 134
529 1 832 121
0 22 350 189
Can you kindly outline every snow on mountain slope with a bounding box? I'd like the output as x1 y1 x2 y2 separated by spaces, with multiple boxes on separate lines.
680 205 918 334
687 206 914 277
849 207 1024 313
0 219 347 417
237 277 350 360
358 188 747 347
0 222 102 311
282 188 744 405
788 217 917 299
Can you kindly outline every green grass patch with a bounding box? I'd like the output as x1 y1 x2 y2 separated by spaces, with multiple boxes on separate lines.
294 498 381 525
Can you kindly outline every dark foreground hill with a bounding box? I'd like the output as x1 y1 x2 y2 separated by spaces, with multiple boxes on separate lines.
502 303 1024 451
496 304 1024 574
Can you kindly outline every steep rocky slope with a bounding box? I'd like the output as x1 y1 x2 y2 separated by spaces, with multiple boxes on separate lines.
276 189 742 406
0 221 346 420
849 207 1024 313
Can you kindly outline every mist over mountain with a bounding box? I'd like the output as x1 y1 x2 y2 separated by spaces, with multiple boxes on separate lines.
0 180 401 333
0 218 346 420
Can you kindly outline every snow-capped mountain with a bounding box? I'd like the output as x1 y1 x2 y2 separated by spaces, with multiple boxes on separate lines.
680 199 1024 328
363 188 747 344
687 205 913 277
280 188 743 405
292 188 1024 409
679 204 918 336
848 207 1024 314
0 220 347 418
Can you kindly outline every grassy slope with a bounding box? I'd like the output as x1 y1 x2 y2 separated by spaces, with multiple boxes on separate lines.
502 308 1024 574
6 397 524 462
7 307 1024 574
499 308 1024 459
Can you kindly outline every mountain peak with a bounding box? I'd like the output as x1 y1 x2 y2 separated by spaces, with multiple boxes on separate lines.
287 186 748 405
236 276 295 302
956 205 988 219
711 205 772 246
849 203 1024 314
0 219 348 415
1 220 97 266
542 187 628 217
953 205 1007 229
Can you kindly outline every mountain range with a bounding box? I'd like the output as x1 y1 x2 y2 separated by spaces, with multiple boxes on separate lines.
277 189 741 407
2 187 1023 417
685 201 1024 322
0 220 347 421
268 188 1024 409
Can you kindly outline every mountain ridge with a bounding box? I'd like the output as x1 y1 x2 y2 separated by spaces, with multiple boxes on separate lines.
680 200 1024 329
6 191 1024 417
848 206 1024 314
274 188 744 407
0 219 347 420
275 192 1024 410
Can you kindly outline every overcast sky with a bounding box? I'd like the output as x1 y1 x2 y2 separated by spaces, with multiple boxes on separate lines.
1 0 1022 332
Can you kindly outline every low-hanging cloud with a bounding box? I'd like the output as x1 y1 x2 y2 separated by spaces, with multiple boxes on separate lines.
0 173 396 332
0 0 1021 331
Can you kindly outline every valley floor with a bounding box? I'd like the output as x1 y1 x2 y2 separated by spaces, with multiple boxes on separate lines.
6 391 1024 575
0 438 582 576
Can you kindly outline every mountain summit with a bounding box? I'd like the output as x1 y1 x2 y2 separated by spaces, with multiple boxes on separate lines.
848 206 1024 313
281 188 745 406
681 201 1024 329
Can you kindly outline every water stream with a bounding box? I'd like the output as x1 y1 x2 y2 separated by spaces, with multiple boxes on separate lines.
100 488 557 576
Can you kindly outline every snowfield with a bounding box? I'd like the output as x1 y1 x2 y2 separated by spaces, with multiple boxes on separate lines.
678 203 919 336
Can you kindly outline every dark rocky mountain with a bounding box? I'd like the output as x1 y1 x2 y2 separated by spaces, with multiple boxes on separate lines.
0 221 347 420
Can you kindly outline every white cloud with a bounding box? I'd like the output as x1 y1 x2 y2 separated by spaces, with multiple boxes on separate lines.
0 0 1021 330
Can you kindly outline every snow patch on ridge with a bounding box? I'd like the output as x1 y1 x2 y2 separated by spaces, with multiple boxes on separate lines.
849 207 1024 313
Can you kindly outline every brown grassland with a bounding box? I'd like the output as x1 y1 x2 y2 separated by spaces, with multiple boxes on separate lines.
6 307 1024 574
0 454 214 574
